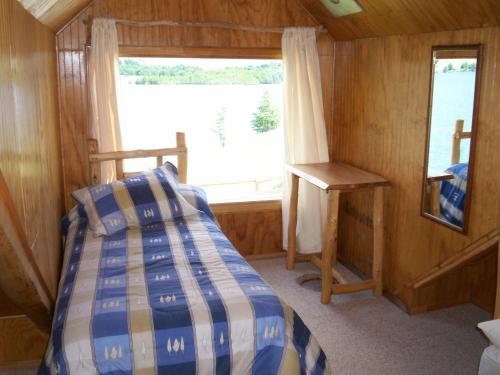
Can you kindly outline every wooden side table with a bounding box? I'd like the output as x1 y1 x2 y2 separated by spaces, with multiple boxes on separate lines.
286 162 390 304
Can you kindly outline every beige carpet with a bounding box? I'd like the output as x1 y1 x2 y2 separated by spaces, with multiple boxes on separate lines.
251 258 490 375
3 259 490 375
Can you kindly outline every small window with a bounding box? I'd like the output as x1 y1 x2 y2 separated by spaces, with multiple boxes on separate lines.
117 57 284 203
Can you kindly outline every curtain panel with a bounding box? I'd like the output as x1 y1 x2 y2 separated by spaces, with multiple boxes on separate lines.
89 18 123 183
281 27 330 254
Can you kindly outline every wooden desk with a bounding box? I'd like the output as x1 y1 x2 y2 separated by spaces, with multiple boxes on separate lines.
286 162 390 304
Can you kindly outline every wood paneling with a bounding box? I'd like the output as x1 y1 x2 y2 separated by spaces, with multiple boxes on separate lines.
55 0 334 257
0 0 62 366
330 26 500 313
17 0 93 30
213 200 283 257
0 317 48 367
299 0 500 41
0 0 62 304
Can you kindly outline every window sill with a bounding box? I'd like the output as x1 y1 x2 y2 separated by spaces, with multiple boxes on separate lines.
210 198 282 215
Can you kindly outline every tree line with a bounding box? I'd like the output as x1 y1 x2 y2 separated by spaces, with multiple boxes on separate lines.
119 59 283 85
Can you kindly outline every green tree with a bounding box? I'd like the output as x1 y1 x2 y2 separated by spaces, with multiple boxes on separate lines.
212 107 227 148
251 91 280 134
443 63 455 73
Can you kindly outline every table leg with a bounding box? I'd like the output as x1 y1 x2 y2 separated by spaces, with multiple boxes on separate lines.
372 187 384 297
286 174 299 270
321 190 340 304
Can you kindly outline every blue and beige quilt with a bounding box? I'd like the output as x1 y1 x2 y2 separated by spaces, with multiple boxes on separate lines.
40 187 328 374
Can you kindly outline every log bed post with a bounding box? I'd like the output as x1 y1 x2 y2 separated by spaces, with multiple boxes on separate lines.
176 132 188 184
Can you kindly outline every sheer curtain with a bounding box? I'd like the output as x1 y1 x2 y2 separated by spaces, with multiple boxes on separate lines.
282 27 330 254
89 18 123 183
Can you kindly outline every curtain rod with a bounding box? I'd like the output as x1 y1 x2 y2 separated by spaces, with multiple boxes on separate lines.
84 17 327 35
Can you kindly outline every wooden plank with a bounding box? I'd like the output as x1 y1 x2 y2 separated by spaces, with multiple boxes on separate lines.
120 46 282 59
331 280 376 294
211 199 281 214
286 174 299 270
286 162 390 191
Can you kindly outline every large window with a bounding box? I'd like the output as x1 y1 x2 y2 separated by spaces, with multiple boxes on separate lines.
117 57 284 203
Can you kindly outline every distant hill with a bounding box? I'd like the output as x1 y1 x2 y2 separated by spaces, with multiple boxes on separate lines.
119 59 283 85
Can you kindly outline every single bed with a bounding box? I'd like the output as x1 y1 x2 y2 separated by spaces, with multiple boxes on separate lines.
39 133 328 374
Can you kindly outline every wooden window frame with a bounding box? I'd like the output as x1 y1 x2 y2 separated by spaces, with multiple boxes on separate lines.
117 46 284 206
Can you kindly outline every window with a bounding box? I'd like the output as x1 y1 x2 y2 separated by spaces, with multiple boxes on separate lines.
117 57 284 203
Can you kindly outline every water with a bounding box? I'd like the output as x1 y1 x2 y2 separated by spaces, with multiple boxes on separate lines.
118 81 284 202
428 71 476 172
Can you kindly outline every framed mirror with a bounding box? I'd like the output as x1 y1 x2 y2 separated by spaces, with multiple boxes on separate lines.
421 45 482 233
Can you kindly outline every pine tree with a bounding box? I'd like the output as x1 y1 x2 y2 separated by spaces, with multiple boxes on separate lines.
251 91 280 134
212 107 226 148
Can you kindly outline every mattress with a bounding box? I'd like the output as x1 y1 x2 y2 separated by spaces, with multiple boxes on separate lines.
40 202 328 374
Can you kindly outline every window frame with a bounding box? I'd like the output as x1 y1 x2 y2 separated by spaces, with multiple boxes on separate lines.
117 46 284 205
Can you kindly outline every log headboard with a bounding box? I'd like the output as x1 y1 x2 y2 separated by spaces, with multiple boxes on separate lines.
88 132 188 185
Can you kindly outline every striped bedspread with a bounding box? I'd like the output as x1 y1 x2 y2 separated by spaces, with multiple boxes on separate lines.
40 201 328 374
440 163 468 227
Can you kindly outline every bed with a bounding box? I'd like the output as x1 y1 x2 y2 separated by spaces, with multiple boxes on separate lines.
39 133 328 374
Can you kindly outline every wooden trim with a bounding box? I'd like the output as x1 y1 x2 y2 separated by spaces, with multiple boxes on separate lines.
119 46 283 60
210 199 281 215
0 171 53 333
408 227 499 289
244 251 286 261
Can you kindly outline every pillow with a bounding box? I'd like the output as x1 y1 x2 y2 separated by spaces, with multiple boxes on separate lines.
478 319 500 348
72 164 198 236
178 184 215 221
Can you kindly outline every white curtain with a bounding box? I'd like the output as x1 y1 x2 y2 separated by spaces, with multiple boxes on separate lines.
89 18 123 183
282 27 330 254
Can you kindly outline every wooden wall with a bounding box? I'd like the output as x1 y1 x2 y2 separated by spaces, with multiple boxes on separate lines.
56 0 334 256
0 0 62 366
330 26 500 313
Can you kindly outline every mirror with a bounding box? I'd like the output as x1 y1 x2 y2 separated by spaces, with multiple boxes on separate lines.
422 45 482 233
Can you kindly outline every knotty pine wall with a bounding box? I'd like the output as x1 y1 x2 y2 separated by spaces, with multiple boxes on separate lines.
330 26 500 313
56 0 334 256
0 0 62 366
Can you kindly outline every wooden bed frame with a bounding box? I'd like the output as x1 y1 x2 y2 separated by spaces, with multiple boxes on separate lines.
88 132 188 184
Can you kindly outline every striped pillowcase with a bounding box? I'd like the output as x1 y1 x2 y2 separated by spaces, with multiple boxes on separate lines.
72 164 198 236
177 184 215 221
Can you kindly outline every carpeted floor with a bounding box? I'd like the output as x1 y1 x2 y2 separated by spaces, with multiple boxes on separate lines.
3 259 490 375
251 258 490 375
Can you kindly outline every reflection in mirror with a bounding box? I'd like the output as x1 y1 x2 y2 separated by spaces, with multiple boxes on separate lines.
422 45 481 233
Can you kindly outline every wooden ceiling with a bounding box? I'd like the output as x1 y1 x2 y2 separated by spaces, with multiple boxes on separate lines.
15 0 500 38
16 0 92 30
299 0 500 40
